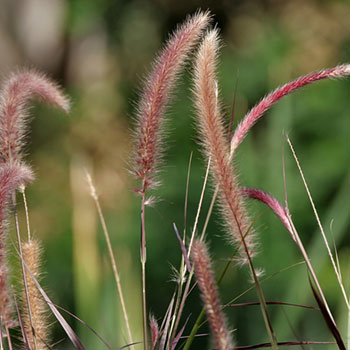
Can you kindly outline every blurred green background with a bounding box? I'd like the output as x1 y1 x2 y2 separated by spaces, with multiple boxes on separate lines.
1 0 349 348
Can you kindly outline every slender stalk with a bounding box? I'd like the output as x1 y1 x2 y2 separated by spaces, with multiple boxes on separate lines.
171 158 211 341
5 325 12 350
141 192 148 350
11 192 38 350
86 174 134 349
288 218 335 324
287 136 350 311
20 187 41 350
20 186 31 241
243 185 338 327
167 154 193 346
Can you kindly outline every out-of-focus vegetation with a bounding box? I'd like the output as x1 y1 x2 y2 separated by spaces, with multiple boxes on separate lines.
1 0 349 348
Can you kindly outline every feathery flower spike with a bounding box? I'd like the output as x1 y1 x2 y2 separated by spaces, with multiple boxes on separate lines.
230 64 350 155
0 70 70 164
22 239 48 350
241 187 294 240
192 239 233 350
0 163 33 328
149 314 159 350
134 11 210 193
193 29 256 264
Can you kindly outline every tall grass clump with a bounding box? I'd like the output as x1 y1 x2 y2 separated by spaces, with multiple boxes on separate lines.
0 9 349 350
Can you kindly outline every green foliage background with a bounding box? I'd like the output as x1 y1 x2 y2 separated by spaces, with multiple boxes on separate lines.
1 0 349 348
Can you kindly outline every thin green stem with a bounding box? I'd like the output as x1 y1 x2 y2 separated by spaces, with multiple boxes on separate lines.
86 174 134 349
171 159 211 343
287 136 350 311
167 154 192 347
12 192 38 350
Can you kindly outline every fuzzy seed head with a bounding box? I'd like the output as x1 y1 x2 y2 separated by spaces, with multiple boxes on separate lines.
22 239 49 350
192 240 234 350
242 187 294 239
193 29 257 264
230 64 350 155
133 11 210 193
0 70 70 164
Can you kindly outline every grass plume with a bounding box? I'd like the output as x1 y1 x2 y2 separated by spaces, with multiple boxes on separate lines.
191 239 233 350
0 70 69 164
133 11 210 194
230 64 350 155
193 28 257 264
22 239 48 350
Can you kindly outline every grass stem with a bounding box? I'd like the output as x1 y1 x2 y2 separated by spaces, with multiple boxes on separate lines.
12 192 38 350
141 192 148 350
86 173 134 349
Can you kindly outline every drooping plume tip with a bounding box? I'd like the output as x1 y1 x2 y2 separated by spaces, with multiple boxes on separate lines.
0 69 70 163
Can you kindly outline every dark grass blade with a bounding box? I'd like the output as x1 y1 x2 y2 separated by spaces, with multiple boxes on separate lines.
308 277 346 350
234 341 335 349
49 301 112 349
172 316 190 350
173 223 191 272
22 259 85 350
228 301 317 310
118 342 143 350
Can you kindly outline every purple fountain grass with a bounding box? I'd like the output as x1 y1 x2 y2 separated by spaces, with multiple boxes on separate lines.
133 10 210 194
193 29 257 265
0 70 70 164
230 64 350 155
0 163 33 330
191 239 234 350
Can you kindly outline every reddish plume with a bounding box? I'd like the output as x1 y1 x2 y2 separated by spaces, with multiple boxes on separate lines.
192 239 233 350
0 70 70 163
242 187 294 240
134 11 210 193
193 29 257 264
230 64 350 154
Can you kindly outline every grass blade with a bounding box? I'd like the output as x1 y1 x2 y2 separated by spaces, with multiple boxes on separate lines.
308 277 346 350
22 259 85 350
